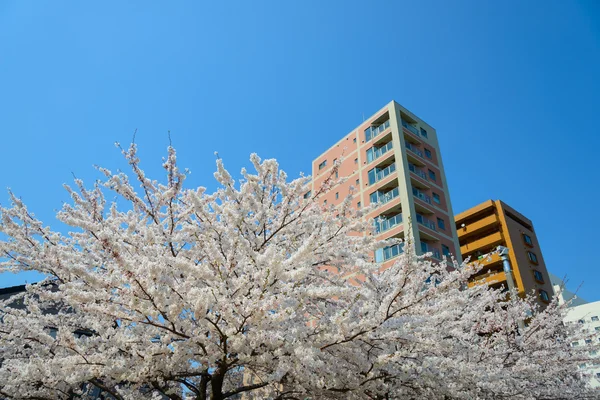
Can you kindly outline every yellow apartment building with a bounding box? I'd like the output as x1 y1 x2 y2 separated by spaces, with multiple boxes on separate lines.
455 200 554 306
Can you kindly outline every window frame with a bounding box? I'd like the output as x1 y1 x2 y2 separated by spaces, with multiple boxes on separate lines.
428 169 436 182
528 251 539 264
442 244 450 256
432 192 441 204
539 289 550 302
523 233 533 246
420 127 428 138
318 160 327 170
437 217 446 231
533 270 544 283
424 148 432 159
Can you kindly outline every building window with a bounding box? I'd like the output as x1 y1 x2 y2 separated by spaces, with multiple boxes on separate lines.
420 128 428 138
354 158 358 165
353 138 357 143
323 200 327 205
596 372 600 379
318 160 327 170
303 191 311 199
572 341 580 347
335 170 339 178
424 148 432 159
428 169 436 182
595 327 600 331
528 251 539 264
592 316 599 322
356 179 359 186
585 339 593 345
539 289 550 302
333 158 337 165
432 192 441 204
335 192 339 200
437 217 446 230
533 270 544 283
523 233 533 246
442 244 450 256
578 319 585 324
357 201 361 208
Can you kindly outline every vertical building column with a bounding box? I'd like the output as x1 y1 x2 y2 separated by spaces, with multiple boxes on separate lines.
388 101 421 252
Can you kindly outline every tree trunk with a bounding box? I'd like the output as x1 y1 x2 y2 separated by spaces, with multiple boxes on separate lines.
198 374 209 400
210 367 225 400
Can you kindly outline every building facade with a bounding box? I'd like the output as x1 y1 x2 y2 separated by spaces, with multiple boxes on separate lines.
310 101 462 265
454 200 554 306
563 301 600 388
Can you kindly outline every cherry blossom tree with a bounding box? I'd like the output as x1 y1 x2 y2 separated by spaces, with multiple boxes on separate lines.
0 144 597 399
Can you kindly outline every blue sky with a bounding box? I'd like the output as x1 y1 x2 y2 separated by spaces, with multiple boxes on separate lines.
0 1 599 301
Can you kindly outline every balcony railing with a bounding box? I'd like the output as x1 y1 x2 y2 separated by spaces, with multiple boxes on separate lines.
368 163 396 185
370 187 399 205
375 243 404 263
401 120 419 136
412 187 432 204
416 213 436 231
405 142 424 158
408 163 427 180
365 120 391 142
375 213 403 233
421 242 441 259
367 141 393 163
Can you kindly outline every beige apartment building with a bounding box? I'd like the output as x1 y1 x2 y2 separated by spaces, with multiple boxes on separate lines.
310 101 462 267
455 200 554 306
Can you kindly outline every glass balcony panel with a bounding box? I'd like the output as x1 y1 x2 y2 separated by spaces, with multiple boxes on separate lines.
368 163 396 185
405 142 424 158
375 213 403 233
371 187 400 205
401 119 420 136
408 163 427 180
416 213 436 231
376 243 404 262
412 187 432 204
365 120 391 142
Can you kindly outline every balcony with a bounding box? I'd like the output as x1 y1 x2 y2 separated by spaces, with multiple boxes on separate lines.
416 213 436 231
375 213 403 234
421 242 441 259
408 163 428 180
365 120 391 142
401 119 420 136
412 187 432 204
368 163 396 185
370 187 399 205
470 251 502 267
470 269 507 287
375 243 404 263
367 141 394 164
461 231 504 257
457 213 500 240
405 142 424 158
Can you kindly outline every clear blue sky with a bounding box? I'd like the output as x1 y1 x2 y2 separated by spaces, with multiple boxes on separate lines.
1 1 599 301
